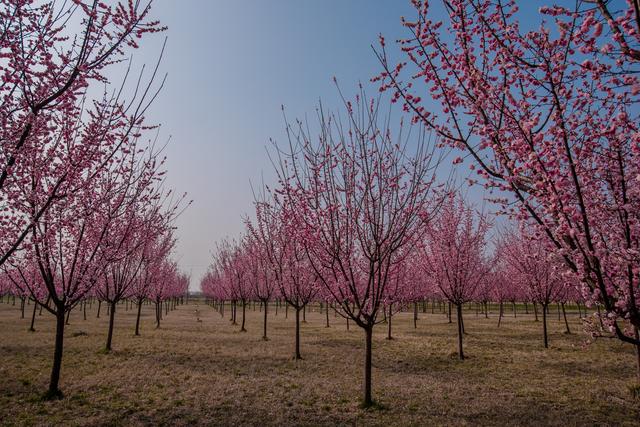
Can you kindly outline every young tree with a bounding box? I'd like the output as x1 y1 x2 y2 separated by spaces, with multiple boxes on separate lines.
498 230 567 348
251 199 318 359
132 231 176 336
242 231 276 340
272 89 444 407
421 194 491 359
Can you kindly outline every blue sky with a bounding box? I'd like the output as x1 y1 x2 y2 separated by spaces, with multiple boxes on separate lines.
130 1 522 289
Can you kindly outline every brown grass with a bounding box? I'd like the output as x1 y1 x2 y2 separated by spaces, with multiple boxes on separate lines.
0 299 639 426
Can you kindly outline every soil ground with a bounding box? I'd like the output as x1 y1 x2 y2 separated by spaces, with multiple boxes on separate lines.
0 299 639 426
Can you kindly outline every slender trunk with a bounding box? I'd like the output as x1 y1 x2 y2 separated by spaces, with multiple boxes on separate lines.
240 301 247 332
29 301 37 332
484 301 489 318
325 301 330 328
557 303 561 321
561 303 571 334
533 302 539 322
155 302 160 328
512 302 516 318
105 301 116 352
285 302 288 319
413 302 418 329
542 303 549 348
635 327 640 383
387 304 393 340
65 309 70 325
294 307 302 359
447 302 452 323
97 300 102 318
20 297 25 319
302 305 306 323
362 325 373 408
262 300 268 340
524 302 529 314
576 301 582 319
135 299 143 336
497 301 503 327
47 309 66 399
457 303 464 360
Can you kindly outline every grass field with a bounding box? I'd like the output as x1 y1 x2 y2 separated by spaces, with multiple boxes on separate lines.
0 299 639 426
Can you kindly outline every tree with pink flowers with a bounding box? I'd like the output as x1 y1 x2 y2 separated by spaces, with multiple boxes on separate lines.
250 198 318 358
421 194 491 359
272 89 445 407
242 229 277 340
497 229 568 348
132 231 176 336
375 0 640 364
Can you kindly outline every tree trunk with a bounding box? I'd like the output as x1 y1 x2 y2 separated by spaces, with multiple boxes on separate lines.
46 309 66 399
29 301 37 332
447 302 452 323
456 303 464 360
240 301 247 332
413 302 418 329
20 297 25 319
105 301 117 351
362 325 374 408
635 327 640 383
294 307 302 359
533 302 539 322
135 299 143 336
97 300 102 318
325 301 330 328
262 300 268 340
155 302 161 328
387 304 393 340
542 303 549 348
497 301 503 328
561 302 571 334
302 305 306 323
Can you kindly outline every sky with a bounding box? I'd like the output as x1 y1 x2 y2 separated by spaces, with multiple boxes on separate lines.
123 1 525 291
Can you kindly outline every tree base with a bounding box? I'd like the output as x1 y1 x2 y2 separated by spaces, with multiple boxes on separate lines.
359 399 386 410
42 389 64 401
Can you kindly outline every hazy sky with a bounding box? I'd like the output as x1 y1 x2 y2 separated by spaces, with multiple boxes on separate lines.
127 1 522 290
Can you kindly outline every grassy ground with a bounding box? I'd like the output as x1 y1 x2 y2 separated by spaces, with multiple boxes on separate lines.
0 299 639 426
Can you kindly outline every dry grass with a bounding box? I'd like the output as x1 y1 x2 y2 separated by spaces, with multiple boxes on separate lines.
0 299 639 426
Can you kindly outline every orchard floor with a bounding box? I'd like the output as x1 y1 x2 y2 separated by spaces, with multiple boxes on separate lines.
0 300 639 426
